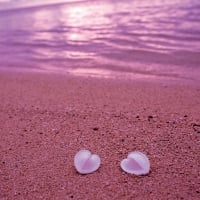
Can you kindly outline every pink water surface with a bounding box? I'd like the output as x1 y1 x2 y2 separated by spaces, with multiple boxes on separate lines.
0 0 200 81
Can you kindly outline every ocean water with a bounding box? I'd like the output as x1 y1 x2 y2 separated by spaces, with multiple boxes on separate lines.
0 0 200 81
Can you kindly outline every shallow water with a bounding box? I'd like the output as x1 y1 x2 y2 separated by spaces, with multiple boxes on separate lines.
0 0 200 81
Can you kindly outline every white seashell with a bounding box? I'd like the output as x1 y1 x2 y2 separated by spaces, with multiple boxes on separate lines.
120 151 150 175
74 150 101 174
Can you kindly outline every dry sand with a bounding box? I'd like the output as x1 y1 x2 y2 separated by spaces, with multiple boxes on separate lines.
0 71 200 200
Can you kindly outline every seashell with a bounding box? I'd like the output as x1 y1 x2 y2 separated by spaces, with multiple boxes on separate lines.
74 150 101 174
120 151 150 175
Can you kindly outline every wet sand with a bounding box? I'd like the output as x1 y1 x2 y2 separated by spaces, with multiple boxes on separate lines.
0 71 200 200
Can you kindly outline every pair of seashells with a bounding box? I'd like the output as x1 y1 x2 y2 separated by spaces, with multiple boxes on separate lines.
74 150 150 175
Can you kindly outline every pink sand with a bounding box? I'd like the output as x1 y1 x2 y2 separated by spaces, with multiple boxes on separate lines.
0 72 200 199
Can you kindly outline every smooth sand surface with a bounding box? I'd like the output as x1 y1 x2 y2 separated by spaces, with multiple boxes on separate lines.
0 72 200 200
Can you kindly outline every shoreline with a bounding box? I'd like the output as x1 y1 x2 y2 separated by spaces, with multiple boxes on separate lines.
0 71 200 199
0 65 199 87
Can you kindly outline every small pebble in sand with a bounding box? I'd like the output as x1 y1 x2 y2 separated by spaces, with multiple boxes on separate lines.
120 151 150 175
74 150 101 174
192 123 200 133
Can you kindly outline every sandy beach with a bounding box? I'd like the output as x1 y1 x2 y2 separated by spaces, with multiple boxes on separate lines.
1 0 200 199
0 71 199 200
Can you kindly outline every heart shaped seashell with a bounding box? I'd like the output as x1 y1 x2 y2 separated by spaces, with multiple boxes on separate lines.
74 150 101 174
120 151 150 175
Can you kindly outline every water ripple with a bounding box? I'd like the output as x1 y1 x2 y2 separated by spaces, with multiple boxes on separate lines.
0 0 200 81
